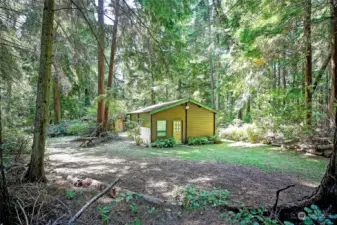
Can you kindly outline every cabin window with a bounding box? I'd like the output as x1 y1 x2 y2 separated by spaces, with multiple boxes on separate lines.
157 120 167 137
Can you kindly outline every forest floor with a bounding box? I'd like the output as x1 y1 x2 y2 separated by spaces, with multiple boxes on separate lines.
39 134 328 224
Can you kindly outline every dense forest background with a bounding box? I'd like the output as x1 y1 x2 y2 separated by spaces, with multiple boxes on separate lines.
1 0 337 224
1 0 334 138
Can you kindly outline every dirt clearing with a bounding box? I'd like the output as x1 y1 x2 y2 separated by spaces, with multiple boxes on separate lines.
46 136 318 208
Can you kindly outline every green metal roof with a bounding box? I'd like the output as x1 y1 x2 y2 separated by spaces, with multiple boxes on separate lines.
128 98 218 115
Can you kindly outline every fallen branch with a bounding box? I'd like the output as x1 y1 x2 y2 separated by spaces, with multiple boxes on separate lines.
67 178 120 225
272 184 295 216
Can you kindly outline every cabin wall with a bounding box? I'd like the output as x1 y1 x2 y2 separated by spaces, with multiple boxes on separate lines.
187 103 214 138
130 114 137 122
151 105 186 142
139 113 150 128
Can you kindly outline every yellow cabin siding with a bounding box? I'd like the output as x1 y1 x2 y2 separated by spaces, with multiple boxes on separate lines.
131 114 137 122
151 105 186 142
139 113 150 128
187 103 214 138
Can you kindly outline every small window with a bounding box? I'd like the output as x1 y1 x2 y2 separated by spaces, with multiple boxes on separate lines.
157 120 167 137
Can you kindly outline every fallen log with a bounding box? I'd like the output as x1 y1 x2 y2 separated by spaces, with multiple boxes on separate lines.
315 144 333 152
67 178 120 225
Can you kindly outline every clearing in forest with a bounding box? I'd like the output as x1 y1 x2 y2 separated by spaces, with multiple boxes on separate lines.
46 135 327 208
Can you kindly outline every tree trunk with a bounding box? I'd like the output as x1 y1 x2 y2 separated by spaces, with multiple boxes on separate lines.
103 0 119 131
151 88 155 105
277 62 281 88
304 0 313 126
0 89 11 225
282 67 287 90
237 107 243 120
216 52 221 111
208 2 215 109
24 0 54 182
97 0 105 125
278 0 337 216
177 79 182 99
331 0 337 124
53 67 61 124
313 54 331 94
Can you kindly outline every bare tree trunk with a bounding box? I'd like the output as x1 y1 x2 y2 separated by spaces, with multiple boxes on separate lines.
331 1 337 125
151 87 155 105
304 0 312 126
103 0 119 131
97 0 105 125
313 54 331 94
177 79 182 99
24 0 54 182
0 89 11 225
208 2 215 108
216 52 221 110
277 62 281 88
53 67 61 124
237 107 243 120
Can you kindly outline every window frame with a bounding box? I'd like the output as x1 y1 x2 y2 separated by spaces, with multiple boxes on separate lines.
156 120 167 137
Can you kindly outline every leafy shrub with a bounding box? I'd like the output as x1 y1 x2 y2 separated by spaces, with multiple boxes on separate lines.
125 121 142 145
47 119 95 137
246 125 263 144
183 186 230 211
221 204 337 225
152 137 176 148
188 136 209 145
209 135 221 144
303 204 337 225
219 123 265 143
66 122 91 135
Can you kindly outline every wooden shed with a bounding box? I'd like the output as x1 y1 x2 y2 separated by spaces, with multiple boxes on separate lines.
127 99 217 144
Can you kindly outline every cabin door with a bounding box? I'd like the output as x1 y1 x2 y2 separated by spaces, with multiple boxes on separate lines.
173 120 182 144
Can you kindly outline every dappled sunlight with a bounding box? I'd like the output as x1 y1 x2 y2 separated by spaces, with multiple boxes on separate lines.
45 137 324 208
188 177 213 183
228 142 266 148
299 180 320 188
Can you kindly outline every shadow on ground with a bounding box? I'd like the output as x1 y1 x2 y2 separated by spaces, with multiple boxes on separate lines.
45 135 318 208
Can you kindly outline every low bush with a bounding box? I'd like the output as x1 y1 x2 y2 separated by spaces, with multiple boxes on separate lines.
209 135 221 144
47 119 95 137
219 123 264 143
246 125 263 144
152 137 176 148
188 136 209 145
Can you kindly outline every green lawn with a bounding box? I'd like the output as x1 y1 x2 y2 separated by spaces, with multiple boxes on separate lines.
135 142 328 182
49 137 328 183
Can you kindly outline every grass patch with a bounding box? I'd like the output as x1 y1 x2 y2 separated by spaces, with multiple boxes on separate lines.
48 137 328 182
144 143 327 182
143 143 327 182
103 142 327 182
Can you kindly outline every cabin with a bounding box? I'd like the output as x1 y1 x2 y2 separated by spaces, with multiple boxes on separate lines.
127 99 217 144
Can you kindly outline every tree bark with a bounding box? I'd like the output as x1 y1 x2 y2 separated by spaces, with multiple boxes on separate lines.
313 54 331 94
277 62 281 88
53 66 61 124
103 0 119 131
0 89 11 225
208 2 215 109
24 0 54 182
304 0 313 126
331 0 337 123
97 0 105 125
177 79 182 99
237 107 243 120
216 52 221 110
